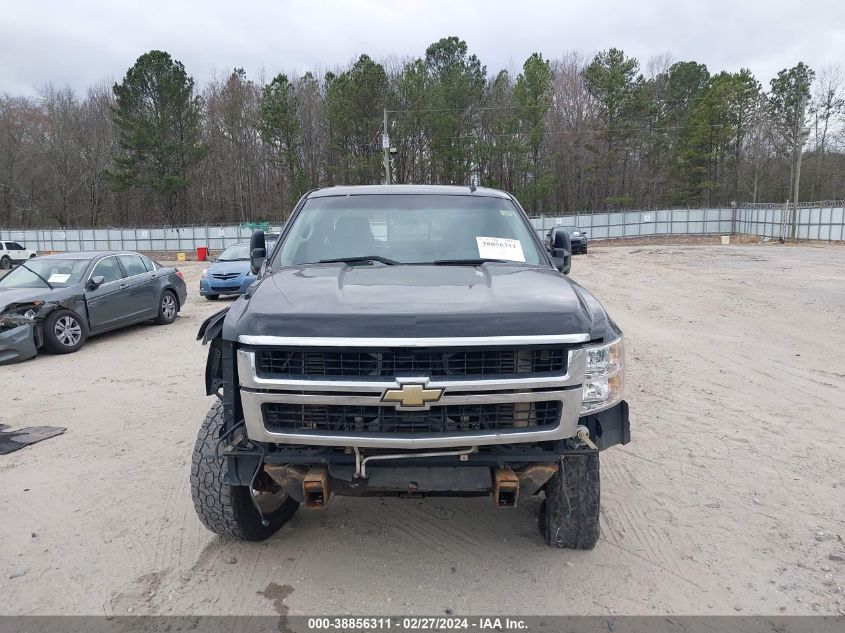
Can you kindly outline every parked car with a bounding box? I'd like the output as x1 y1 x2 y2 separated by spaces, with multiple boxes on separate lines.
546 226 588 254
199 241 275 300
0 241 38 269
0 251 187 364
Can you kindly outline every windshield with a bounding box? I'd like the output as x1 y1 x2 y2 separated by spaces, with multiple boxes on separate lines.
275 194 543 266
218 244 250 261
0 259 88 289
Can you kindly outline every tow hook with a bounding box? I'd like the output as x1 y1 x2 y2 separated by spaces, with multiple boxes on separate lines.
302 467 330 509
576 425 599 450
492 468 519 507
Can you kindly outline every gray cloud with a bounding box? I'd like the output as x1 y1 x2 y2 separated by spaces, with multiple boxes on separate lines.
2 0 843 96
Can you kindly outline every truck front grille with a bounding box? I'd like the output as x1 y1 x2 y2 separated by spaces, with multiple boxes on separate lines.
254 347 567 379
261 401 562 434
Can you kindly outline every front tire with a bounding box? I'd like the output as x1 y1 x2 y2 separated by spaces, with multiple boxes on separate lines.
42 309 87 354
154 290 178 325
204 294 220 301
190 402 299 541
0 256 10 269
539 453 600 549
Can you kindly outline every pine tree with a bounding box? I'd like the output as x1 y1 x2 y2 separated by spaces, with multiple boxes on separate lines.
108 50 206 224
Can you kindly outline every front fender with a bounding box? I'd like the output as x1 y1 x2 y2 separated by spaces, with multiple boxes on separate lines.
197 307 229 344
198 308 229 396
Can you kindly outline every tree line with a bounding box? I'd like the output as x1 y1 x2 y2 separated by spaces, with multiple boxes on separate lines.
1 37 843 228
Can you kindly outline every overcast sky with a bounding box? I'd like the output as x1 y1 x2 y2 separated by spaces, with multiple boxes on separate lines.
2 0 843 96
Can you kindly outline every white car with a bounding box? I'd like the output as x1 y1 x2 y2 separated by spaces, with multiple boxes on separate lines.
0 241 38 269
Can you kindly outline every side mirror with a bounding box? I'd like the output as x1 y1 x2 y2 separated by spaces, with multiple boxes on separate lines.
550 227 572 275
87 275 105 290
552 255 571 275
249 229 267 275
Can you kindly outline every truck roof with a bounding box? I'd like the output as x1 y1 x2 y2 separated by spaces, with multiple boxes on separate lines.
307 184 512 199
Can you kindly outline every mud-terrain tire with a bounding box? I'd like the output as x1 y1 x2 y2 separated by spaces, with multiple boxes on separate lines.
190 401 299 541
539 453 600 549
42 309 88 354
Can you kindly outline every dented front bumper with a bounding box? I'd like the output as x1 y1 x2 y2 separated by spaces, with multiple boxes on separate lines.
0 323 37 365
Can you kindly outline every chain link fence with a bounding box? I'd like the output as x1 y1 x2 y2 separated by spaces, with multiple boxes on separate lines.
2 205 844 254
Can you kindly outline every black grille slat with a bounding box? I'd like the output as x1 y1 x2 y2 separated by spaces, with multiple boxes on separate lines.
262 402 561 434
255 347 567 378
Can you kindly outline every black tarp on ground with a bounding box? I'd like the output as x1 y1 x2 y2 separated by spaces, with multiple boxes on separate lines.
0 424 65 454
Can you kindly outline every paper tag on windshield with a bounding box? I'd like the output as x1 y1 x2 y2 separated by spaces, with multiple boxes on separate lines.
476 237 525 262
48 273 71 283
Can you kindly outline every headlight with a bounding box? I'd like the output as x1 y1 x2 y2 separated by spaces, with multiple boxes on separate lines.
580 336 624 414
0 301 44 325
201 268 208 278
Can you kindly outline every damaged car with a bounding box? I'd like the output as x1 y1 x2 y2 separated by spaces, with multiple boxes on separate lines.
0 251 187 364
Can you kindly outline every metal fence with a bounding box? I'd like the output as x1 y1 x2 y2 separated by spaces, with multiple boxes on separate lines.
2 206 844 253
734 205 845 241
530 208 735 241
0 225 284 254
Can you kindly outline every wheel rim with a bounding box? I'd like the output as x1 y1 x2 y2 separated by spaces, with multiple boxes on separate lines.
161 294 177 320
55 315 82 347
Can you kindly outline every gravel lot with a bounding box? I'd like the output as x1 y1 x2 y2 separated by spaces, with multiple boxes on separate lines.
2 244 844 616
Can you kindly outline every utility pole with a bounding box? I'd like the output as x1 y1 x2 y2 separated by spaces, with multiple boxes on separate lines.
789 96 810 241
382 108 391 185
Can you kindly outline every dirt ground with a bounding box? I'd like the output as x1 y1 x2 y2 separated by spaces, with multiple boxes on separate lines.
1 244 844 616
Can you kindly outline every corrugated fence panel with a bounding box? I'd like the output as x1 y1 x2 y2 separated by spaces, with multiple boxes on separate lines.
4 209 845 253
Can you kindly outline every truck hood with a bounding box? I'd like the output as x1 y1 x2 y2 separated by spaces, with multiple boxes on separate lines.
227 264 598 339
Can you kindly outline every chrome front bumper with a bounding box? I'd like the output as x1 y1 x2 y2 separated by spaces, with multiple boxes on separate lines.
237 337 588 449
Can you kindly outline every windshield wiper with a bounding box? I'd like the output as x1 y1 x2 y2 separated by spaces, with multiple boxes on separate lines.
317 256 399 266
19 263 53 289
431 258 509 266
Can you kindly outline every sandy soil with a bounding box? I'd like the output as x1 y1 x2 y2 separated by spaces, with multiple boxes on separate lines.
1 245 844 616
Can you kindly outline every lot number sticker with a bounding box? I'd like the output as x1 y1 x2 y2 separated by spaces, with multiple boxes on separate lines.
476 236 525 262
48 273 71 283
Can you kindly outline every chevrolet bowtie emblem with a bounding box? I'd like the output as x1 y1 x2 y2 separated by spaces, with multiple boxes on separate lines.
381 382 444 408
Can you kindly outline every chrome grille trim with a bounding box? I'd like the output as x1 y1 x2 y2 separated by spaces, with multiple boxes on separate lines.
237 348 587 392
238 333 591 347
240 388 584 449
237 336 588 449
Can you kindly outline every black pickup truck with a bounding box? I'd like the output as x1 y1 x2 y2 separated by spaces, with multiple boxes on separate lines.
192 185 629 549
